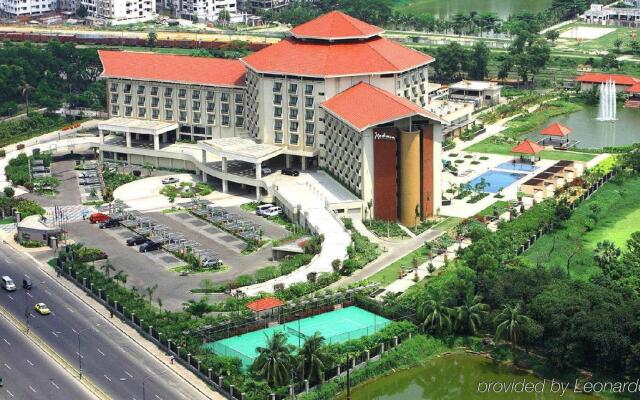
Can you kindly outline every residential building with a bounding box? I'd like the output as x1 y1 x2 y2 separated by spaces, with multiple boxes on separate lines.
0 0 57 16
576 72 640 92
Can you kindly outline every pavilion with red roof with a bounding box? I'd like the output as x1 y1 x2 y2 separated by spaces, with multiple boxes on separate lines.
538 122 575 149
245 297 285 317
512 140 544 163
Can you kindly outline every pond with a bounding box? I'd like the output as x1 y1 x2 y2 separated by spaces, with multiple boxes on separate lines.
527 104 640 150
394 0 552 19
348 353 595 400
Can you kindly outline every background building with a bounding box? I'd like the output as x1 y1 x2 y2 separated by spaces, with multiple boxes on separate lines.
0 0 57 17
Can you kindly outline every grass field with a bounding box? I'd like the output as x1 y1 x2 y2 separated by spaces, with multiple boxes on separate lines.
466 141 595 161
523 175 640 279
369 246 430 286
559 23 637 52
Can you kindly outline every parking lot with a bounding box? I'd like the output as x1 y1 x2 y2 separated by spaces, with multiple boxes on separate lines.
21 154 88 206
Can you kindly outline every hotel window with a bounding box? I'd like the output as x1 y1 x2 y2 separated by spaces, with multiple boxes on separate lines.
304 97 313 108
289 109 298 119
305 135 314 146
221 103 229 114
290 121 299 132
179 99 187 110
274 107 282 118
221 92 229 102
288 83 298 94
273 94 282 105
125 106 132 117
396 81 401 90
178 89 187 98
137 85 145 95
124 95 132 105
290 133 299 145
110 82 118 92
165 98 173 108
206 91 214 101
305 122 314 134
274 131 283 144
305 110 314 121
273 81 282 93
138 108 146 118
151 97 159 107
179 111 187 122
110 94 119 104
404 90 409 98
124 83 132 93
152 109 159 120
305 84 313 95
193 112 201 123
111 105 119 115
235 116 244 127
235 93 244 103
206 126 213 135
206 101 215 112
137 97 145 106
164 87 173 97
192 90 200 100
193 101 201 111
165 110 173 120
274 119 282 130
207 113 215 125
289 96 298 107
221 115 230 127
151 86 159 96
235 104 244 114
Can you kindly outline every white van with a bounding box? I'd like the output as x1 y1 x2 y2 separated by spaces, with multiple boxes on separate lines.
256 203 274 216
263 206 282 217
1 276 16 292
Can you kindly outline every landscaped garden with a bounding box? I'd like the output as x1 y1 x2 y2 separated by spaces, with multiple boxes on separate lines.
362 219 408 238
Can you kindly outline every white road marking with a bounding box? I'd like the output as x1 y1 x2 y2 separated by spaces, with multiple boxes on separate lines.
97 348 105 356
72 328 78 334
51 331 59 337
29 386 37 393
7 295 12 301
103 374 112 382
155 395 163 400
45 290 52 295
75 352 84 359
66 307 74 313
26 292 33 298
6 389 14 397
3 338 10 345
124 371 133 378
26 359 33 366
3 257 11 264
4 363 11 370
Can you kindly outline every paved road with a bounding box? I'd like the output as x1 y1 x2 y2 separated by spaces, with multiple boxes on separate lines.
0 244 211 400
0 316 93 400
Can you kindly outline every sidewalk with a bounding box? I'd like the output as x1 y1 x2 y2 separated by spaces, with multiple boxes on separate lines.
2 233 224 400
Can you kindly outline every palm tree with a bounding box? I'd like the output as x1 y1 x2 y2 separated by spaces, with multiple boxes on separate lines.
145 284 158 303
100 260 116 279
113 270 127 286
298 332 332 384
593 240 621 271
494 303 532 352
18 81 34 114
251 331 294 387
454 292 489 335
183 297 212 318
417 293 452 334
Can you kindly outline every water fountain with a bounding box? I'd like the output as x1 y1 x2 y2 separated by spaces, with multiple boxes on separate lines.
597 79 617 121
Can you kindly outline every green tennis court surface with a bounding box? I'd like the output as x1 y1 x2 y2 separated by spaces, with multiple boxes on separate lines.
204 306 391 368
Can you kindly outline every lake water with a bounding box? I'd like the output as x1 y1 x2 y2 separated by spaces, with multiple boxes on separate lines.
349 353 595 400
395 0 553 19
527 105 640 149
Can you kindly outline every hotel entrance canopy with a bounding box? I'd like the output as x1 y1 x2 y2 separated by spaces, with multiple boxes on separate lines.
98 117 178 136
200 137 284 164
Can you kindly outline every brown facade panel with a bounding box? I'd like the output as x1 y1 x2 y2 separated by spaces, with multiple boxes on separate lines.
373 127 398 221
399 131 421 227
421 125 435 217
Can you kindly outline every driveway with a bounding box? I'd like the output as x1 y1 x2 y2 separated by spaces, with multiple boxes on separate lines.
21 154 88 207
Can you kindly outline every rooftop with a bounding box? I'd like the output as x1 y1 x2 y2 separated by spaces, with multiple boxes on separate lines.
576 73 640 86
540 122 572 137
98 50 247 87
449 80 502 91
289 11 384 41
512 140 545 155
201 137 283 163
241 36 433 77
98 117 178 135
321 82 445 131
245 297 285 312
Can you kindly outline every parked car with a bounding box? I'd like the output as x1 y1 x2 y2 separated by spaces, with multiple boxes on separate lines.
261 167 272 176
281 168 300 177
34 303 51 315
202 259 223 268
22 276 32 290
256 203 274 216
126 235 147 246
98 218 121 229
161 177 179 184
89 213 110 224
0 375 3 387
1 276 16 291
139 241 162 252
263 206 282 217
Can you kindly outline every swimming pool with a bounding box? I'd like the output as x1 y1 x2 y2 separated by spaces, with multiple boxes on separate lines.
467 170 527 193
495 162 538 172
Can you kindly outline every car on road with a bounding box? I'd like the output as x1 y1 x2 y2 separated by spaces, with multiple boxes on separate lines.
23 276 32 290
161 177 179 184
98 218 121 229
139 240 162 252
0 375 3 386
281 168 300 177
34 303 51 315
256 203 274 216
1 276 16 291
89 213 110 224
263 206 282 217
126 235 147 246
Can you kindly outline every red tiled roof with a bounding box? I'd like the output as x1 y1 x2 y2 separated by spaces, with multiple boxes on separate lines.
321 82 444 131
626 83 640 93
511 140 544 155
576 73 639 86
98 50 246 87
540 122 572 137
242 37 433 77
290 11 384 40
245 297 285 312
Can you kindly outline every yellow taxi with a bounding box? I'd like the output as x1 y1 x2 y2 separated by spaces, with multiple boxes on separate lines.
34 303 51 315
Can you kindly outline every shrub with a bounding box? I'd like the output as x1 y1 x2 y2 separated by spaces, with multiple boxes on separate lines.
3 187 14 198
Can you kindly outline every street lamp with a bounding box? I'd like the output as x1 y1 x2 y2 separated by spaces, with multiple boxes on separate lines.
75 324 100 379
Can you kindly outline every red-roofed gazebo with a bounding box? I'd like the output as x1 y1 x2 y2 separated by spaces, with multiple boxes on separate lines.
512 140 544 163
246 298 285 318
540 122 572 147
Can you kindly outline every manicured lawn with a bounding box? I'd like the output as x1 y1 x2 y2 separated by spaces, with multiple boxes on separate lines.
466 141 595 162
368 246 429 286
476 201 510 218
431 216 461 232
523 175 640 279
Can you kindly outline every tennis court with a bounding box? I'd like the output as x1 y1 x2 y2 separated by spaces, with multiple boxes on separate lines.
204 306 391 368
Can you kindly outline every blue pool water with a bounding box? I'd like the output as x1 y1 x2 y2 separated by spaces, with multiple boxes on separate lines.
495 162 538 172
467 170 527 193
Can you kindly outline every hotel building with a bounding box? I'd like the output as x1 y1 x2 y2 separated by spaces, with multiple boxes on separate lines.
97 11 447 227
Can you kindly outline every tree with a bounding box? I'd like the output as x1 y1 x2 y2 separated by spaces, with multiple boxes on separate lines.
100 259 116 279
143 161 155 177
494 303 532 352
145 284 158 303
3 186 14 198
467 41 490 80
147 31 158 50
593 240 621 271
251 331 294 387
433 42 469 82
337 0 392 25
183 297 212 317
613 37 624 52
417 293 452 334
601 53 619 70
298 332 332 384
75 4 88 17
18 81 34 114
454 292 489 335
478 12 499 37
545 30 560 43
113 270 128 286
218 9 231 25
